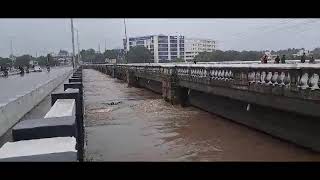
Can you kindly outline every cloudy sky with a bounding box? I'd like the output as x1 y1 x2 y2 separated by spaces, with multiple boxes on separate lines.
0 18 320 57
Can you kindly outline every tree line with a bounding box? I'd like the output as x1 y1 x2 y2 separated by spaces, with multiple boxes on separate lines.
2 47 320 66
0 55 59 68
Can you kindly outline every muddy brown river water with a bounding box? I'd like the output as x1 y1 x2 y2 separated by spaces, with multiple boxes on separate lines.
83 69 320 161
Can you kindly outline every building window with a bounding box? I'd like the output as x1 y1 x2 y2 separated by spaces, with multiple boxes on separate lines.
159 52 168 55
159 56 168 60
159 44 168 48
159 48 168 51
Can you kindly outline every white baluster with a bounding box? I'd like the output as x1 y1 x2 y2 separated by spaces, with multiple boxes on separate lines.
248 72 254 83
283 72 291 86
255 72 261 83
230 71 234 80
217 70 222 80
310 73 319 90
299 73 309 89
271 72 279 85
260 71 266 84
278 72 285 86
214 70 218 79
225 70 230 81
221 70 225 80
266 72 273 85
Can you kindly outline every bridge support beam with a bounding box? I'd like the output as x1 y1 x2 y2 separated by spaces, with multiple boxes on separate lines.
126 69 139 87
161 67 188 105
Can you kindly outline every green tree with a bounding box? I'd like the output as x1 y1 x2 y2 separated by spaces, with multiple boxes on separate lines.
35 56 47 66
46 54 59 66
125 46 153 63
103 50 118 59
80 49 96 63
14 55 31 67
172 57 185 63
0 57 13 67
94 53 105 63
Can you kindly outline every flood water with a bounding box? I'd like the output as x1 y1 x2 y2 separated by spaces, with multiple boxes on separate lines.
84 69 320 161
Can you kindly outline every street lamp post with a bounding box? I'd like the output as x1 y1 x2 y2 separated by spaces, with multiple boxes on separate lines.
124 18 128 64
75 29 80 64
70 19 76 69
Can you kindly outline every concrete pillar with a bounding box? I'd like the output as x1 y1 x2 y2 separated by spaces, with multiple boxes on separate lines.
126 68 139 87
161 66 188 105
51 89 83 162
112 65 116 78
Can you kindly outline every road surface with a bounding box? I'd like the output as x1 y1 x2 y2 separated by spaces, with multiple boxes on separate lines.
0 67 72 106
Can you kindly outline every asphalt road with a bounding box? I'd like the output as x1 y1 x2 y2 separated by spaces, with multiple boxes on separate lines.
0 66 72 106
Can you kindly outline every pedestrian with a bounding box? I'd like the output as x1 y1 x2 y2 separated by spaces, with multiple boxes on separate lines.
193 60 197 64
260 55 264 63
309 56 315 64
274 55 280 64
263 55 268 64
301 52 306 63
281 55 286 64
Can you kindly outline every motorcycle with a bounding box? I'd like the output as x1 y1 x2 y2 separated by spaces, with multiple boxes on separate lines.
3 70 8 77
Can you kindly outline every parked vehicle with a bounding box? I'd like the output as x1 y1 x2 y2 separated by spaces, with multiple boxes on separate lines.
33 66 42 72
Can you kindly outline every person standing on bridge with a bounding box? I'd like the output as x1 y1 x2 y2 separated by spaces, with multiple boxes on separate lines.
274 55 280 64
261 55 268 64
281 55 286 64
309 56 315 64
301 52 306 63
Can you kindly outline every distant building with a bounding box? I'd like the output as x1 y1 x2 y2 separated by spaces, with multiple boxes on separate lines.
51 50 72 65
105 58 117 64
123 34 185 63
123 35 218 62
293 49 312 57
184 38 217 61
264 51 277 61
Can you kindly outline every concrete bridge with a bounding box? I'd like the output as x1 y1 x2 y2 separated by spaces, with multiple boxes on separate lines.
83 63 320 152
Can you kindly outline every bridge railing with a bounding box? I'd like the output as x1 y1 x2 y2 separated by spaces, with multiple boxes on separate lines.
88 63 320 95
174 64 319 90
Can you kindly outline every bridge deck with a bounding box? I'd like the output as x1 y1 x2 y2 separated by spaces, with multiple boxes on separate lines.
83 69 320 161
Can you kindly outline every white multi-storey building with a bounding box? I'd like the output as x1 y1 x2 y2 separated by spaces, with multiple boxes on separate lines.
184 38 217 61
123 35 217 62
123 34 185 63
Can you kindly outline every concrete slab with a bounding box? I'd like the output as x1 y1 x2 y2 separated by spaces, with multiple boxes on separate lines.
12 116 76 141
69 78 82 83
51 89 79 106
44 99 75 118
0 151 77 162
0 137 76 161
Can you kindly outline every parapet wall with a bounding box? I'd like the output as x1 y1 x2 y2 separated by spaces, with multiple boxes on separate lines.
188 90 320 151
0 69 73 138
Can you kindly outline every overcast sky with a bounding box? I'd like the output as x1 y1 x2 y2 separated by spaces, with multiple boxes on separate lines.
1 18 320 57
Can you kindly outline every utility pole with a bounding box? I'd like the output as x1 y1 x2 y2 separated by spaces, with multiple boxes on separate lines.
124 18 128 63
98 44 101 53
10 38 14 67
10 39 13 57
71 19 76 69
75 29 80 63
104 39 107 52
